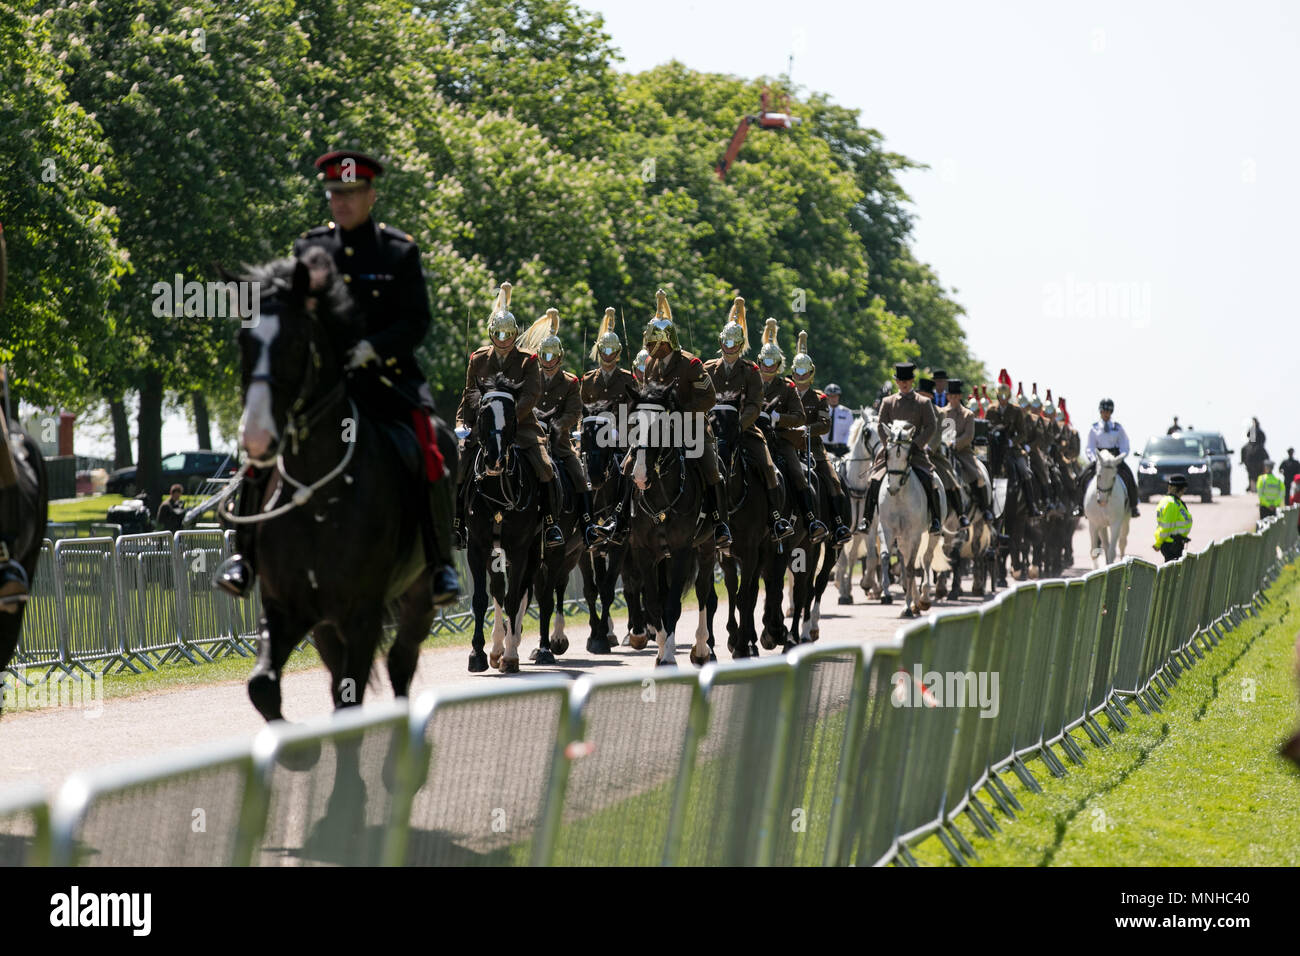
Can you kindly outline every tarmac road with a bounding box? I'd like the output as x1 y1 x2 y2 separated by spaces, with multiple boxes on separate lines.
0 490 1264 792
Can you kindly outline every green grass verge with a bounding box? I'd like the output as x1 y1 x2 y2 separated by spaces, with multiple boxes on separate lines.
912 558 1300 866
47 494 126 526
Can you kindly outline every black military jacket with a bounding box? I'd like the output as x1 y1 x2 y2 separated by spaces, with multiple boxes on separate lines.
293 217 431 385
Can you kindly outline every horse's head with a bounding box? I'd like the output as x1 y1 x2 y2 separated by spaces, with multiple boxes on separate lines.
475 373 521 475
709 389 743 467
628 381 681 489
1094 448 1122 503
581 399 619 487
884 420 916 494
234 249 357 463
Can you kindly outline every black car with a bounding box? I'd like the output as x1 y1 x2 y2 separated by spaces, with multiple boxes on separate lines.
1180 430 1233 495
1135 436 1213 503
105 450 238 496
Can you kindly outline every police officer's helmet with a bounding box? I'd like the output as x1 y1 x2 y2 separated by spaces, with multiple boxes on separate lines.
825 383 842 396
1099 398 1115 412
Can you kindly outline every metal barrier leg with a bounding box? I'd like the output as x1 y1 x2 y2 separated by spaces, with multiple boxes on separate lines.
1085 716 1112 746
966 795 1000 835
934 825 969 866
1009 756 1042 793
1104 701 1128 732
985 778 1018 818
1058 733 1087 765
1038 743 1069 777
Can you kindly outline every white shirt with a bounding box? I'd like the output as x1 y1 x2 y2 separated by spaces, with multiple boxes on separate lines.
828 405 855 445
1085 419 1130 462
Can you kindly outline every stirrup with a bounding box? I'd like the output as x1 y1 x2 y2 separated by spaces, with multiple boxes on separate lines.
772 516 795 541
714 522 733 549
833 524 853 545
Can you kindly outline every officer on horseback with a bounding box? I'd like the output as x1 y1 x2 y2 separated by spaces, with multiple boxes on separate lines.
1075 397 1140 519
943 379 996 523
702 297 794 543
453 282 565 549
857 362 943 535
516 308 601 548
755 319 829 545
916 377 968 527
823 383 854 457
982 369 1043 517
598 289 731 549
580 308 639 412
215 150 461 604
789 331 853 544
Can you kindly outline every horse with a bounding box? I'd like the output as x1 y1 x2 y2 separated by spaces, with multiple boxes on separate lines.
940 443 996 601
462 374 544 673
528 419 585 665
708 390 775 659
876 420 946 617
228 253 440 732
0 426 49 691
756 416 814 653
624 382 713 666
1084 448 1131 566
794 445 841 643
835 408 889 604
577 401 628 655
985 423 1034 587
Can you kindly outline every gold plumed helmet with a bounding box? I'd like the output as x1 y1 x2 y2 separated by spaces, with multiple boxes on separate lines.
790 330 814 383
590 307 621 362
643 288 680 350
720 296 750 356
1029 381 1042 410
518 307 562 364
634 348 649 377
486 281 518 342
1015 382 1028 409
757 318 784 373
1042 388 1055 419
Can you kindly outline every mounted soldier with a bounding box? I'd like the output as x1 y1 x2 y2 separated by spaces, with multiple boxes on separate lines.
580 307 639 413
453 282 564 549
915 377 967 527
703 297 794 543
1020 383 1057 511
788 331 854 544
755 319 829 545
215 150 460 605
516 308 601 548
857 363 944 535
943 379 995 523
632 348 649 384
983 369 1043 517
598 289 731 549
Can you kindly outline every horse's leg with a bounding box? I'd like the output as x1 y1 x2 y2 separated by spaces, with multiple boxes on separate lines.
468 542 490 672
248 600 309 722
639 556 662 657
661 550 691 667
388 583 434 698
723 554 741 650
552 573 570 656
499 545 533 674
691 547 714 666
582 553 607 655
736 553 760 659
489 562 507 671
602 547 622 648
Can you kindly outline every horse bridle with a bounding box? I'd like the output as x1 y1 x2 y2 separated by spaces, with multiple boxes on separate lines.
884 430 913 496
710 403 749 513
472 390 526 510
630 403 690 523
581 413 619 489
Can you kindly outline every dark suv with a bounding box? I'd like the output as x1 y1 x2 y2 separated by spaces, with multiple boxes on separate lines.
1136 436 1213 503
1180 430 1232 495
106 450 238 496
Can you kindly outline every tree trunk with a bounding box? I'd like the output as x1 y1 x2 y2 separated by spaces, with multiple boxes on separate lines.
192 391 211 450
136 369 164 515
109 396 133 469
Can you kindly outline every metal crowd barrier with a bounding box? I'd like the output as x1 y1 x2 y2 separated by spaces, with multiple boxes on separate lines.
13 505 1300 867
14 529 625 677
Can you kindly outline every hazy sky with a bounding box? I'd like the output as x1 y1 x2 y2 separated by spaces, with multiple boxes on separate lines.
75 0 1299 484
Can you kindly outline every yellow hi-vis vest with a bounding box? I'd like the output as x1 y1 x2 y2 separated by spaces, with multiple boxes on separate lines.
1257 473 1285 508
1154 494 1192 546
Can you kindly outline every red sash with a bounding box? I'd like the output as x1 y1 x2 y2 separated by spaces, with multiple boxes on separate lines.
410 410 445 482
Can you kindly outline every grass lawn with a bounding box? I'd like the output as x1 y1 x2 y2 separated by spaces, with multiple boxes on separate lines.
47 494 126 527
912 559 1300 866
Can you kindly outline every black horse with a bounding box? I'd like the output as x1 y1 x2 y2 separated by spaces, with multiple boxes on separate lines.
756 416 811 654
986 424 1034 587
578 401 631 655
229 254 439 723
462 375 543 673
528 417 585 665
0 427 48 691
708 391 773 659
625 383 715 667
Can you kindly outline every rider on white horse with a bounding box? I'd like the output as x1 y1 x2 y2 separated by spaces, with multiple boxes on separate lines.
1074 397 1141 519
856 362 944 536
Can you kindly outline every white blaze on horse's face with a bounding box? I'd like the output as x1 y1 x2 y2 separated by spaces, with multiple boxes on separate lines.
239 314 281 461
886 421 915 495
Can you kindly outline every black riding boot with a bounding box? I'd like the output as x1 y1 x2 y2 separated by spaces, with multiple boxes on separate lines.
708 482 733 551
764 476 795 541
1119 463 1140 518
579 488 601 549
830 493 853 544
424 478 461 606
924 481 943 534
858 477 882 533
598 478 634 545
947 486 968 527
214 470 265 599
542 479 564 549
800 486 829 544
977 482 995 523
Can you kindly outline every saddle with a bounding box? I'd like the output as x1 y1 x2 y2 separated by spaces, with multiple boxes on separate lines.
374 413 447 484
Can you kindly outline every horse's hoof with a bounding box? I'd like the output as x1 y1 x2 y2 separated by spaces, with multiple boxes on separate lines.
709 650 717 662
971 587 984 597
532 648 556 666
732 640 752 659
782 640 799 654
726 632 737 653
500 657 520 674
689 648 710 667
880 593 893 605
628 631 649 651
587 636 611 655
759 628 778 650
621 633 632 646
248 671 283 722
468 650 488 673
274 739 322 772
900 608 914 618
551 635 569 656
748 641 759 657
655 656 674 668
838 595 853 605
489 650 503 669
809 627 819 642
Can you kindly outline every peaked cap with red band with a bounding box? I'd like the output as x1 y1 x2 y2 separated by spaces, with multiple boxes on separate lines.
313 150 384 189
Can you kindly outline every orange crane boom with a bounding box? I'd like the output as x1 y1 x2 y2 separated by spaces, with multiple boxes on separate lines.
714 87 801 181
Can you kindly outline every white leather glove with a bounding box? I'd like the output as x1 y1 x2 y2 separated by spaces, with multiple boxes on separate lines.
345 339 379 370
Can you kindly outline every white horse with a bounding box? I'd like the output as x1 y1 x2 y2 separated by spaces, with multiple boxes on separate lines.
836 408 891 603
877 420 946 617
1084 448 1130 566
